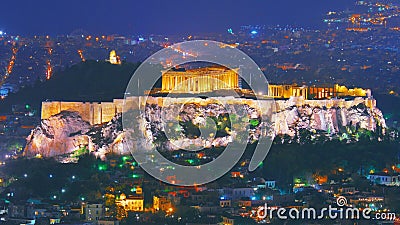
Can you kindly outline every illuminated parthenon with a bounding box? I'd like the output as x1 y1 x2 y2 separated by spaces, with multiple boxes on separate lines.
160 66 239 93
151 66 371 99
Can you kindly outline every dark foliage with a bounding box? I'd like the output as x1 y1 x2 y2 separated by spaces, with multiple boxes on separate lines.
0 60 141 113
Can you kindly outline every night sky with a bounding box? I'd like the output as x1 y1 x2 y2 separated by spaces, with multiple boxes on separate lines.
0 0 352 35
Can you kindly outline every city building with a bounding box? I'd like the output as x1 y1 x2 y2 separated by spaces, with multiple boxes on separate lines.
254 180 277 189
85 203 104 222
219 199 232 208
218 187 255 201
115 193 144 212
349 195 385 210
222 215 258 225
98 218 120 225
367 173 400 186
238 198 252 208
153 195 172 212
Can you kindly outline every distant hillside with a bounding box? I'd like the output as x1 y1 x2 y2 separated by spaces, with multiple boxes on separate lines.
0 61 143 113
374 93 400 129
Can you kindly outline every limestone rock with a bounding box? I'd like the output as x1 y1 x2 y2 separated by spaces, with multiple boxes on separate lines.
24 111 91 157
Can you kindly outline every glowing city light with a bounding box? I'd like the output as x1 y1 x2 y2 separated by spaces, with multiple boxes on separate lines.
77 49 85 62
109 50 121 65
46 60 53 80
98 164 107 171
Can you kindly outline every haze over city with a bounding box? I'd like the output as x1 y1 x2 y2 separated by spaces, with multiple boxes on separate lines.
0 0 352 35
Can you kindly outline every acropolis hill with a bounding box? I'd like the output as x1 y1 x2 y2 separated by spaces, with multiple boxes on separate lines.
41 95 378 126
28 67 386 159
41 66 376 125
33 94 384 159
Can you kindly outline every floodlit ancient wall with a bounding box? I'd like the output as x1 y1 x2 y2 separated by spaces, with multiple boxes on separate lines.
41 96 377 125
41 101 61 120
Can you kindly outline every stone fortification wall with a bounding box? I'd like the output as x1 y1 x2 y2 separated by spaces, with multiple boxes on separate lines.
41 96 377 125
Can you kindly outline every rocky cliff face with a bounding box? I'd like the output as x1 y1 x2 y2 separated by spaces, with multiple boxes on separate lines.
143 99 386 150
273 103 386 137
24 111 125 160
86 114 128 160
24 99 387 161
24 111 91 158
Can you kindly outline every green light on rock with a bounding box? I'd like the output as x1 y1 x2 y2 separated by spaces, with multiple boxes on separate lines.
249 119 259 126
98 164 107 171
